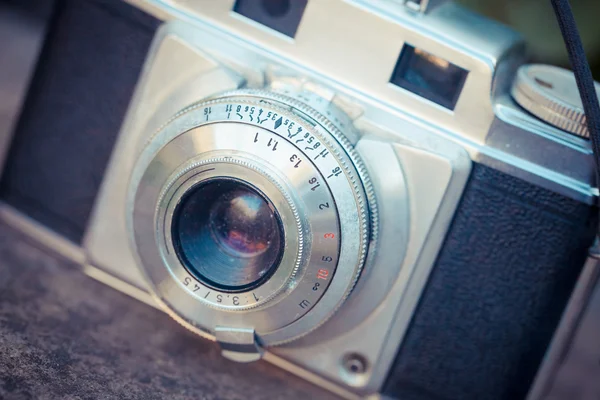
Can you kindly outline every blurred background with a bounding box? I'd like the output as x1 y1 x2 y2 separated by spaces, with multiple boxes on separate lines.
457 0 600 79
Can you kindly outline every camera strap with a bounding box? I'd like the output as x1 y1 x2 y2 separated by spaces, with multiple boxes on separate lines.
551 0 600 193
527 2 600 399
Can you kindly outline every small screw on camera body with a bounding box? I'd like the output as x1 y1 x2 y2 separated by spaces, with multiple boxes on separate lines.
342 353 368 375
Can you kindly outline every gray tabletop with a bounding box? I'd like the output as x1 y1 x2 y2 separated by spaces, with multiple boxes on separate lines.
0 222 338 400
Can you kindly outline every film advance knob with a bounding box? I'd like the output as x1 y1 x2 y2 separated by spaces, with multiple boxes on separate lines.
511 64 600 139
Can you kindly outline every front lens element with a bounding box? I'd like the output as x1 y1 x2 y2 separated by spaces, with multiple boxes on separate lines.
172 178 284 292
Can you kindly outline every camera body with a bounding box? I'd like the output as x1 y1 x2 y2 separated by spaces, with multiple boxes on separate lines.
0 1 596 399
85 17 472 396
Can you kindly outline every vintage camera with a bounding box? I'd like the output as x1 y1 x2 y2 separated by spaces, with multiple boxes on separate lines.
0 0 597 399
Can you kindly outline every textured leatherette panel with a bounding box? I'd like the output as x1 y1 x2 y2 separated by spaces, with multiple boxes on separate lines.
383 163 597 400
0 0 159 242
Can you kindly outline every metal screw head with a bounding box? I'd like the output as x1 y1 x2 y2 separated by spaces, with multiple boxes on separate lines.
342 353 368 375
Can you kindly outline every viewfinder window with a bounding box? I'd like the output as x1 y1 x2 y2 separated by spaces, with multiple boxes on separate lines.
390 45 469 110
233 0 308 38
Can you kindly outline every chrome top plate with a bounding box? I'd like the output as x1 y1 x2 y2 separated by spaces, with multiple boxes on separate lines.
124 0 595 203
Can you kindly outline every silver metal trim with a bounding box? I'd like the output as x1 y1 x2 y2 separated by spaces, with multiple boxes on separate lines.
113 0 595 204
81 264 158 310
489 95 597 203
156 158 306 311
511 64 597 138
263 351 367 400
0 203 158 310
215 326 263 362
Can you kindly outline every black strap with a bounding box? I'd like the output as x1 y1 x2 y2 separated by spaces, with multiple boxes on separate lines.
551 0 600 211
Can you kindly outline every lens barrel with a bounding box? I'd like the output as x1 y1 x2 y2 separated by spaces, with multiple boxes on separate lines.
130 90 371 343
172 178 284 292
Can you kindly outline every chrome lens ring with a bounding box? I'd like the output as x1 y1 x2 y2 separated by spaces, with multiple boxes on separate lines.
129 92 372 345
156 156 307 311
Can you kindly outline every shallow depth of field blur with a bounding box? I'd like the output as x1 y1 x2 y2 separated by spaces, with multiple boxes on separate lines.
458 0 600 80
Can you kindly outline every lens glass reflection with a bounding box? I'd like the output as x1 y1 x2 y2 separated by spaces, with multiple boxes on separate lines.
172 178 284 292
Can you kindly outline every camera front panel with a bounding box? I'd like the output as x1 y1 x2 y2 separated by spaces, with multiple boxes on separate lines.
84 17 471 396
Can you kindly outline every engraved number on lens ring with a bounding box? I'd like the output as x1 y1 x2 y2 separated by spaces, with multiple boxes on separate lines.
201 102 354 316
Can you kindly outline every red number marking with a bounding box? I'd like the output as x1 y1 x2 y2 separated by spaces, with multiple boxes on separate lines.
317 269 329 280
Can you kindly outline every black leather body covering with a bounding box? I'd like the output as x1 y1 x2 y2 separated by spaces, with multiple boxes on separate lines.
383 164 597 400
0 0 158 242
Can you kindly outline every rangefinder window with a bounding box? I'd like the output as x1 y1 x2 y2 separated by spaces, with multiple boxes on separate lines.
390 44 469 110
233 0 308 38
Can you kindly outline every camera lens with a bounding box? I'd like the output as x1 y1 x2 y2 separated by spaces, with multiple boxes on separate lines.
172 178 284 292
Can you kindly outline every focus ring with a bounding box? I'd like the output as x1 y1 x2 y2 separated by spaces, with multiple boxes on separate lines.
131 89 376 345
213 89 376 342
